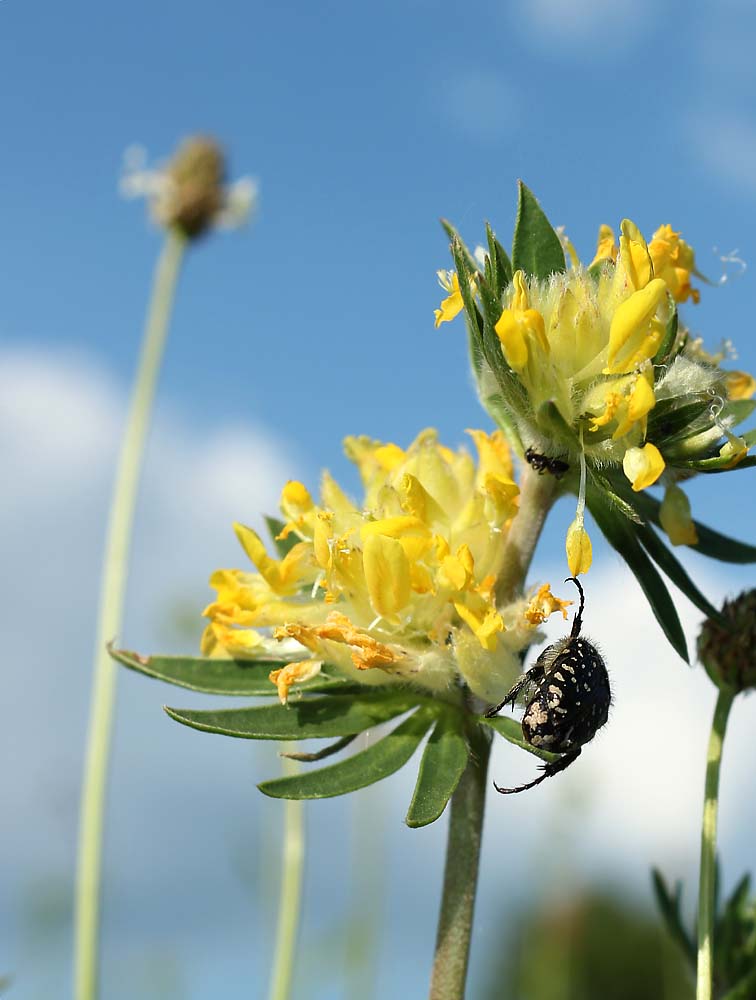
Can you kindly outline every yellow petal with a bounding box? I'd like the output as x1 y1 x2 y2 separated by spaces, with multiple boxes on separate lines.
494 308 529 371
454 595 504 651
434 272 463 327
269 660 322 704
606 278 667 373
362 533 411 618
466 428 514 481
588 224 618 268
566 519 592 576
659 485 698 546
524 583 573 625
233 523 314 595
619 219 653 290
622 443 665 491
726 370 756 401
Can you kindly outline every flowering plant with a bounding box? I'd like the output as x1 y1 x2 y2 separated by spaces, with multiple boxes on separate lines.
110 182 756 1000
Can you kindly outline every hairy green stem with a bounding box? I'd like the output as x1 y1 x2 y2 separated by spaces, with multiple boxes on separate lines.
268 754 305 1000
430 467 559 999
429 726 492 1000
74 229 187 1000
696 687 735 1000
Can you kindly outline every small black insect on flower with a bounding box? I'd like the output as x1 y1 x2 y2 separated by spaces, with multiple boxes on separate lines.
524 447 570 479
485 577 610 794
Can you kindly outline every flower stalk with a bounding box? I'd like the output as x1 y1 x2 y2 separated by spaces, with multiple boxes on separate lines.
429 722 491 1000
268 753 305 1000
696 686 735 1000
431 464 559 999
74 228 187 1000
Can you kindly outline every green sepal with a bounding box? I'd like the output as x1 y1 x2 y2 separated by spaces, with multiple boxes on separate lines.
587 484 689 662
511 181 566 280
485 221 513 294
265 516 299 556
257 707 435 799
634 520 722 622
535 400 580 450
651 869 696 966
405 710 469 828
646 393 712 445
441 218 480 274
164 691 420 740
633 492 756 564
478 714 559 763
111 647 355 696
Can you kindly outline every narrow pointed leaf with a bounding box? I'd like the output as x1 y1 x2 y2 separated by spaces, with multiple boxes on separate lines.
633 493 756 564
280 734 357 762
111 647 352 696
511 181 565 279
651 307 679 366
651 869 696 966
635 521 722 621
258 708 435 799
441 219 479 273
479 715 558 762
587 485 689 662
405 712 469 828
485 221 513 292
165 692 419 740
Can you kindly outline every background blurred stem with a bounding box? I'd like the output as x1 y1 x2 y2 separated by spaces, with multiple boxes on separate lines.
696 687 735 1000
74 228 187 1000
268 753 305 1000
431 466 558 999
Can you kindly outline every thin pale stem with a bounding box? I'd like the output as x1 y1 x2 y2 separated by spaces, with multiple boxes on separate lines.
74 229 187 1000
268 754 305 1000
696 686 735 1000
429 726 491 1000
430 467 559 999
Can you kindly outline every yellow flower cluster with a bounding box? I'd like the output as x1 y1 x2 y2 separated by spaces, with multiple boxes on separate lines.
436 217 755 561
202 429 569 703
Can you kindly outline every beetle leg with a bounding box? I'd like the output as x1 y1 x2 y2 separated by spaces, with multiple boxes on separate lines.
484 662 545 718
492 746 582 795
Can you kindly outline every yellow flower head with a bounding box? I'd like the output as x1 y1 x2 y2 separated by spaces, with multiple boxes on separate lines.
203 430 568 704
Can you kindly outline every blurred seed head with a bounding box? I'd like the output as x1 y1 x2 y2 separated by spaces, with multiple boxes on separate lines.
698 589 756 692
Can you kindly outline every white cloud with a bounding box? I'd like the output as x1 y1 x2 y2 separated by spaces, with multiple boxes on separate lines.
508 0 655 56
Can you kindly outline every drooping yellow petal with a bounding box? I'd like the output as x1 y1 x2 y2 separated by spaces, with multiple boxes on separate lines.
524 583 573 625
659 485 698 546
269 660 323 704
434 271 464 327
606 278 667 373
565 518 592 576
453 594 504 651
622 443 665 491
466 428 514 481
362 533 412 618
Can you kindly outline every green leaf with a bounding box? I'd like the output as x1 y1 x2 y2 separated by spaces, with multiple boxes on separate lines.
646 393 712 444
651 869 696 967
720 968 756 1000
511 181 566 280
265 516 299 556
111 647 352 696
634 521 722 621
280 734 357 762
257 708 435 799
478 715 558 762
485 221 513 293
587 485 689 662
165 691 419 740
633 493 756 564
405 712 470 828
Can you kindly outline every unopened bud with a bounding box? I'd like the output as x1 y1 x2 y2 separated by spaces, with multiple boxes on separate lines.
158 136 226 239
698 590 756 692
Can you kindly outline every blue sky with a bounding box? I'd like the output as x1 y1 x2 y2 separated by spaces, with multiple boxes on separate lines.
3 0 756 997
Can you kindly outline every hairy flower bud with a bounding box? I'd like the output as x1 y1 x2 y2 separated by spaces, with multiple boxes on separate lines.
698 590 756 692
158 136 226 239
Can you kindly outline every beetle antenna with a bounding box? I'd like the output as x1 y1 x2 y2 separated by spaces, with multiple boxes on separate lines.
565 576 585 637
